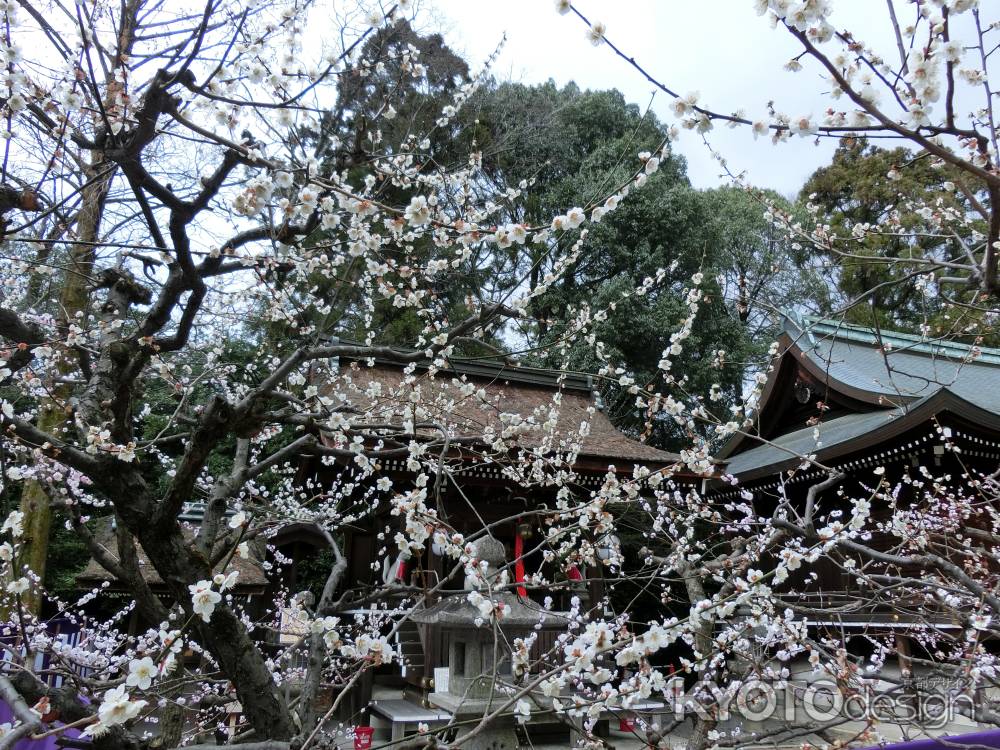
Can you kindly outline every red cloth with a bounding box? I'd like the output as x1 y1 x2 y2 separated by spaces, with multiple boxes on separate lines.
514 526 527 597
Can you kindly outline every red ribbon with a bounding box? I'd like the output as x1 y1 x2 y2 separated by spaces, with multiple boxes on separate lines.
514 523 527 597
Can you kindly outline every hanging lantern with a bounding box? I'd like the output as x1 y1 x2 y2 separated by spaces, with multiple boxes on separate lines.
597 533 620 562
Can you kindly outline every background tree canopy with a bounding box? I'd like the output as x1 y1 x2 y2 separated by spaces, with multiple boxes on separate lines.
364 74 823 449
800 137 992 339
285 25 835 450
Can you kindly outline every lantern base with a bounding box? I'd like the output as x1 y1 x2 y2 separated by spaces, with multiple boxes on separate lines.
428 693 520 750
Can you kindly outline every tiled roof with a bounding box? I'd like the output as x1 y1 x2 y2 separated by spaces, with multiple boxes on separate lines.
723 388 1000 482
723 409 905 479
319 360 681 467
76 518 267 591
786 314 1000 411
719 315 1000 480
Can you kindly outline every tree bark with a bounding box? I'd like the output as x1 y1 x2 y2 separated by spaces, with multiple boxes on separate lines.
151 657 186 749
14 158 113 614
129 519 295 741
7 670 144 750
12 0 142 611
681 564 718 750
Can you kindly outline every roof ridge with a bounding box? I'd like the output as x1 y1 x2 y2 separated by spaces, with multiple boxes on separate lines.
325 336 600 392
792 314 1000 366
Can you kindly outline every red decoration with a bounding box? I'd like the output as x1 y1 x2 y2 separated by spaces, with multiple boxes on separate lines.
353 726 374 749
514 522 527 597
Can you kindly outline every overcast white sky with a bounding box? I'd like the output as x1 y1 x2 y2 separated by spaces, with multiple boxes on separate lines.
428 1 905 198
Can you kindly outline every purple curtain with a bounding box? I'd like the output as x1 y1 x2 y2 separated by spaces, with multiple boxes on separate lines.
0 619 86 750
0 701 85 750
862 730 1000 750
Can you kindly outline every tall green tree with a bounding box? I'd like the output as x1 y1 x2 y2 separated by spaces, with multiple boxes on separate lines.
701 186 827 337
462 83 753 447
286 20 501 349
302 70 807 447
799 137 988 333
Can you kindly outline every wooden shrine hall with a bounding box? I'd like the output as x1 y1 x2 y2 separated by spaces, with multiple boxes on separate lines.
71 349 694 734
710 314 1000 628
297 352 697 715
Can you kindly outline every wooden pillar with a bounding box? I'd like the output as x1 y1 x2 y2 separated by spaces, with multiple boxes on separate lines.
895 632 912 678
340 665 374 722
587 564 606 614
895 632 918 721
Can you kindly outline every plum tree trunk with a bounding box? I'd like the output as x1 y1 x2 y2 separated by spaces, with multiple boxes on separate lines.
131 519 294 741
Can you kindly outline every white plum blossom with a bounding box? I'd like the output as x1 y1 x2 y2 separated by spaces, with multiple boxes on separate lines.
2 510 23 537
189 580 222 622
405 195 431 226
565 207 586 228
213 570 240 591
126 657 157 691
93 686 146 730
6 92 26 112
466 590 495 621
587 21 606 46
942 40 964 64
971 614 992 631
670 91 699 118
789 114 817 136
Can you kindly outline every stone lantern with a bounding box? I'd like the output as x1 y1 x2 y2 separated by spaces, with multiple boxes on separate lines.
412 536 566 750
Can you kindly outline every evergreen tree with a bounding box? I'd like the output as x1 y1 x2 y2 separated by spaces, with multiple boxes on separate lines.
800 137 989 335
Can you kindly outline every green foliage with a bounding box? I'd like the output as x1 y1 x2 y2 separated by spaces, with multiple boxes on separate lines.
292 546 339 602
699 185 829 343
43 512 92 601
291 39 826 449
469 82 759 447
285 20 502 351
470 81 671 204
799 137 988 333
306 71 821 447
316 19 471 169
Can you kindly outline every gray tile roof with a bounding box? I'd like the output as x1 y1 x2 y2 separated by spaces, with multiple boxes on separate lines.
720 316 1000 480
786 315 1000 412
723 408 905 478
